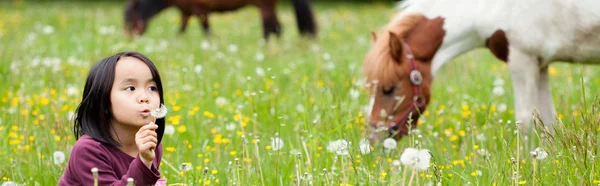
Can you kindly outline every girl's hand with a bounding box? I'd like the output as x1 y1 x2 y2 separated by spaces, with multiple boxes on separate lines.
135 122 158 168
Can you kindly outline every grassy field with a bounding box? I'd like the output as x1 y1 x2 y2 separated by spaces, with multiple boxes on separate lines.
1 1 599 185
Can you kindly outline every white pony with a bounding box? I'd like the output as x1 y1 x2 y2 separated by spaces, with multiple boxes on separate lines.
363 0 600 141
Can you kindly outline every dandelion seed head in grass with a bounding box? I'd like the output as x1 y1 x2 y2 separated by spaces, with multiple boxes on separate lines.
530 147 548 160
1 181 18 186
53 151 65 165
383 138 397 150
215 97 228 107
359 139 371 154
270 137 284 151
180 163 192 172
327 139 350 156
492 86 505 96
400 148 431 171
164 125 175 135
349 89 360 100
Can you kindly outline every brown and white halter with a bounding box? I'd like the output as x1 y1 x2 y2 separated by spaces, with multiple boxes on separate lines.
372 41 427 137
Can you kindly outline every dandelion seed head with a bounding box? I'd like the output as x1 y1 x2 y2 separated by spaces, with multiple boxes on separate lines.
382 138 397 150
400 148 431 171
150 104 168 119
359 138 371 154
492 86 505 96
164 125 175 135
53 151 65 165
270 137 284 151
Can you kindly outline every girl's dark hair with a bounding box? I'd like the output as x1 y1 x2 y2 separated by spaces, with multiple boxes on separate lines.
73 52 165 147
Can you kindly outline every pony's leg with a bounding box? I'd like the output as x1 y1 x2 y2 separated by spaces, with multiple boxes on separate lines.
179 12 191 34
507 47 540 136
257 1 281 40
536 67 556 130
198 13 211 37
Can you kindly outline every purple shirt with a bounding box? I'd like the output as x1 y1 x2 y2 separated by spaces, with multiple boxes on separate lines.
58 134 162 186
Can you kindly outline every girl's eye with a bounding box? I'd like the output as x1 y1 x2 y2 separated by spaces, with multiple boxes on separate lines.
125 86 135 91
382 86 395 95
148 86 158 91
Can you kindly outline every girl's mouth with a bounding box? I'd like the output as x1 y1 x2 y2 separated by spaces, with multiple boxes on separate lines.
140 109 151 117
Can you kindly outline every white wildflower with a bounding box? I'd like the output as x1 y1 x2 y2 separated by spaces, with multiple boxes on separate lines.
255 52 264 62
67 84 79 97
493 77 504 86
42 25 54 34
327 139 349 156
475 133 487 141
392 160 401 166
400 148 431 171
255 67 265 77
492 86 504 96
180 162 192 172
497 103 507 112
271 137 284 151
349 89 360 100
194 64 202 74
322 53 331 61
476 149 491 157
311 44 320 52
225 123 236 131
383 138 397 150
164 125 175 135
201 41 210 50
67 111 75 121
1 181 18 186
359 138 371 154
296 104 305 113
216 97 228 106
53 151 66 165
324 62 335 70
228 44 238 53
530 147 548 160
99 25 116 35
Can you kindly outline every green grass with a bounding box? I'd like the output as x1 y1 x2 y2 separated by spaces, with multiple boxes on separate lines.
1 1 599 185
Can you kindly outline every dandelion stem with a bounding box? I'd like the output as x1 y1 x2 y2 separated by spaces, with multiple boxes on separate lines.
532 160 537 186
401 163 408 186
91 168 98 186
407 170 416 186
254 140 265 186
515 126 520 186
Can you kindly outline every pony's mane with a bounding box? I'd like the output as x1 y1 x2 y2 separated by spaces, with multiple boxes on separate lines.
364 14 424 87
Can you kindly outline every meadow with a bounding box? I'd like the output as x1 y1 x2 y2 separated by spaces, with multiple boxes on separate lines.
0 1 599 185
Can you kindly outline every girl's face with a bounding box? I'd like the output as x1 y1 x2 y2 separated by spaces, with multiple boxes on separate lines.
110 57 160 128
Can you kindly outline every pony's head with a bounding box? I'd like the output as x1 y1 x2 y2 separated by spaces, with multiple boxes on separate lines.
123 0 168 37
363 14 445 142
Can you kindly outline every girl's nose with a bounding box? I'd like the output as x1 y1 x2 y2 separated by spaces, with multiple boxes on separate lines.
138 91 150 103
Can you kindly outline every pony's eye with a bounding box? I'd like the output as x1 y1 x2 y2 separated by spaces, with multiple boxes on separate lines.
382 86 395 95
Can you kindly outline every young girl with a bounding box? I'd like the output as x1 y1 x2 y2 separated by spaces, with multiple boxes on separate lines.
59 52 166 186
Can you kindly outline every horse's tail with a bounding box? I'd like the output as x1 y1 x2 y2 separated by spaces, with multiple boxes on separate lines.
291 0 317 38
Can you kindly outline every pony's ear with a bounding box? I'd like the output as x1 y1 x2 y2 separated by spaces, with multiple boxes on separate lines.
388 32 403 62
370 31 377 42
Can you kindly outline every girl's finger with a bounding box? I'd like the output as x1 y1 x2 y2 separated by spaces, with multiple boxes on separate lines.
141 142 157 151
139 130 157 138
141 135 158 144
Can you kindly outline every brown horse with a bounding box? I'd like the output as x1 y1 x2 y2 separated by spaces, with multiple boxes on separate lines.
124 0 317 40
